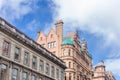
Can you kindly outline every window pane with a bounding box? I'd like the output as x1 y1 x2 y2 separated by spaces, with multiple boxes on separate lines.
0 64 8 80
69 73 72 80
69 62 71 68
39 77 42 80
22 72 27 80
63 49 66 56
56 69 59 79
46 63 49 75
14 47 20 60
32 75 36 80
68 49 71 56
12 68 18 80
32 56 37 69
3 41 10 56
51 66 55 78
39 60 44 72
24 52 29 65
61 71 64 80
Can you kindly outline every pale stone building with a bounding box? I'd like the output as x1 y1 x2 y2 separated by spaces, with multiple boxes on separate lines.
93 61 116 80
37 20 93 80
0 17 66 80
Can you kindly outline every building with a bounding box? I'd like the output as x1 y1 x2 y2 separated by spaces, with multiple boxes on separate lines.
93 61 116 80
0 17 66 80
37 20 93 80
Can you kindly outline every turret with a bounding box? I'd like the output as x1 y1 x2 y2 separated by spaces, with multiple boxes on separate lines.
81 39 88 51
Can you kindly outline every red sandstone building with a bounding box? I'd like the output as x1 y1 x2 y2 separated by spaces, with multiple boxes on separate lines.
93 61 116 80
37 20 93 80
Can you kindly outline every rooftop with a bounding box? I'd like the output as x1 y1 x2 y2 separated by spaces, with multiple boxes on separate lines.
62 38 74 45
0 17 66 69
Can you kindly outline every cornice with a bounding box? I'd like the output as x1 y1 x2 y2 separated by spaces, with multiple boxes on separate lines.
0 17 66 69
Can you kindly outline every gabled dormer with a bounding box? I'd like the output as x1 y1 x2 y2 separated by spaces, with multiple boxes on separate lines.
36 30 47 47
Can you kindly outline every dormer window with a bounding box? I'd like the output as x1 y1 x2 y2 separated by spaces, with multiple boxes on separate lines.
51 34 53 38
40 37 43 41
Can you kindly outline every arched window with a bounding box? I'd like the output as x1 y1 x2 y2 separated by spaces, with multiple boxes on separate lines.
69 62 71 68
69 73 72 80
63 49 66 56
68 49 71 56
0 64 8 80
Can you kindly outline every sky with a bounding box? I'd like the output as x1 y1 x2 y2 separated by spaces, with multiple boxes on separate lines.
0 0 120 79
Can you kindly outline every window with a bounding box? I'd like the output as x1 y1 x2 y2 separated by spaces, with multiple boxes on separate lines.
23 52 29 65
32 56 37 69
22 72 27 80
40 37 43 41
45 63 50 75
53 41 56 47
51 66 55 78
14 47 20 60
69 73 72 80
0 64 8 80
65 73 66 80
12 68 18 80
51 34 53 38
69 62 71 68
56 69 59 79
63 49 66 56
61 71 64 80
51 42 54 48
39 77 42 80
64 62 66 66
39 60 44 72
48 43 51 48
2 41 10 56
31 75 36 80
68 49 71 56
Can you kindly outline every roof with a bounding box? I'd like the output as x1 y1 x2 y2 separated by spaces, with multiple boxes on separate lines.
0 17 66 69
62 38 74 45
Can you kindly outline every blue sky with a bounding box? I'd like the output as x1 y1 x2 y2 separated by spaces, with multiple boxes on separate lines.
0 0 120 79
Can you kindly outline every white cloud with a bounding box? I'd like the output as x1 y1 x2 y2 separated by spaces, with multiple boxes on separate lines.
0 0 38 21
105 58 120 75
51 0 120 57
26 20 39 32
51 0 120 77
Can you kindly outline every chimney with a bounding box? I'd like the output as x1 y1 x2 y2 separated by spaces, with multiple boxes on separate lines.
55 20 64 57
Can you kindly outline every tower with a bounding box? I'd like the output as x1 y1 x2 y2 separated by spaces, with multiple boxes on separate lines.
55 20 63 57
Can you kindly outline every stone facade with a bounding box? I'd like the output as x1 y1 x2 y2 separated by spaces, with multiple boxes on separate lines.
0 17 66 80
37 20 92 80
93 61 116 80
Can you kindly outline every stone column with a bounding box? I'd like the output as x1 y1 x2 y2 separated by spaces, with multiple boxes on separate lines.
19 67 22 80
21 48 24 65
49 64 51 78
29 52 32 68
0 37 3 56
8 62 12 80
10 42 15 61
37 56 39 72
